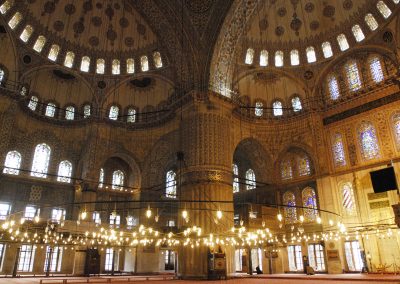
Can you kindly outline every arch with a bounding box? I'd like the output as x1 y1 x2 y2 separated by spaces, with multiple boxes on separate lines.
275 144 316 179
3 150 21 175
283 191 297 223
57 160 72 183
165 170 177 198
357 121 380 160
31 143 51 178
339 181 357 215
302 187 318 221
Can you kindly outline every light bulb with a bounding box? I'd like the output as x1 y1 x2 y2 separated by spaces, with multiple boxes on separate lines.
182 210 188 219
20 218 25 225
316 216 322 224
277 213 283 222
216 210 222 219
146 207 152 218
34 215 40 223
329 219 334 226
81 211 87 220
299 215 304 223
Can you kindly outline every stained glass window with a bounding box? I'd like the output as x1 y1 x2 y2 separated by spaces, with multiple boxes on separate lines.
332 133 346 167
359 122 380 160
153 52 163 68
20 25 33 43
280 158 293 180
345 61 362 91
80 56 90 72
64 51 75 68
126 58 135 74
112 59 120 75
328 75 340 100
260 50 268 66
283 191 297 223
28 96 38 111
290 49 300 66
392 113 400 149
20 86 27 96
377 1 392 18
302 187 318 221
246 169 256 190
337 34 349 51
166 170 177 198
65 106 75 120
275 51 284 67
33 36 46 53
291 96 302 112
369 57 384 83
8 12 22 30
96 59 105 74
322 42 333 58
306 46 316 63
341 182 356 215
99 168 104 188
297 155 311 176
112 170 124 190
0 1 12 14
245 48 255 65
109 106 119 120
3 150 21 175
45 103 56 117
141 56 149 72
57 160 72 183
255 102 263 117
352 25 365 42
83 104 91 118
232 164 239 193
127 108 136 123
0 69 4 84
273 101 283 116
48 44 60 61
31 143 51 178
365 14 379 31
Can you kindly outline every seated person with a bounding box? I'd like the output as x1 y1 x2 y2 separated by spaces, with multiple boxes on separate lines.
256 266 263 274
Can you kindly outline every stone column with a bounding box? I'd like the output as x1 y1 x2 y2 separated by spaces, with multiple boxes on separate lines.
177 92 234 279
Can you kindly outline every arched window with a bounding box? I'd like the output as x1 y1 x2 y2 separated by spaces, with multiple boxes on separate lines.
83 104 91 118
126 58 135 74
0 68 5 84
109 106 119 120
280 158 293 180
141 56 149 71
0 1 12 14
245 48 255 65
80 56 90 72
112 59 120 75
352 25 365 42
377 1 392 18
275 51 284 67
3 151 21 175
64 52 75 68
96 59 105 74
365 14 379 31
332 133 346 167
48 44 60 61
393 0 400 4
31 143 51 178
337 34 349 51
33 35 46 53
153 52 163 68
8 12 22 29
127 108 136 123
245 169 256 190
291 96 302 112
57 160 72 183
322 42 333 58
283 191 297 223
232 164 239 193
99 168 104 188
297 155 311 176
20 86 28 96
20 25 33 42
341 182 356 215
28 96 38 111
345 61 362 91
369 57 384 83
290 49 299 66
302 187 318 221
306 46 316 63
65 106 75 120
166 170 177 198
272 101 283 116
255 102 263 117
328 75 340 100
260 50 268 66
358 122 380 160
45 103 56 117
112 170 124 190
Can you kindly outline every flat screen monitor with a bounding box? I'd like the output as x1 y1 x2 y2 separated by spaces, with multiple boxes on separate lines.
370 166 398 193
